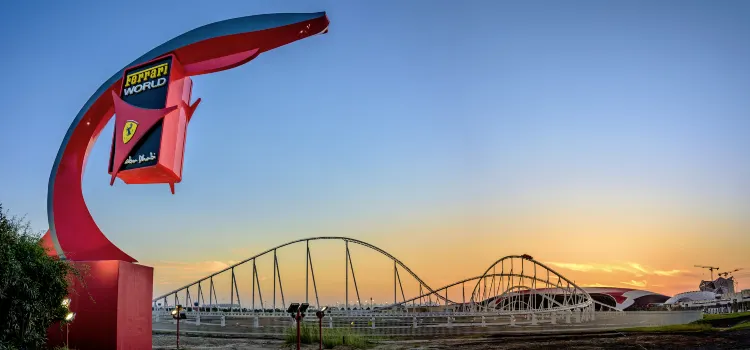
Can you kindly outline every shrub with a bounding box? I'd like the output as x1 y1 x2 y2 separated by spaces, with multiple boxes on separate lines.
0 204 86 349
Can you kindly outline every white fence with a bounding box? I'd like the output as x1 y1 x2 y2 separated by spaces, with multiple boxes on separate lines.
152 310 702 338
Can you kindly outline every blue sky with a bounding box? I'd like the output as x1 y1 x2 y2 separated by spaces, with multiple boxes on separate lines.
1 1 749 295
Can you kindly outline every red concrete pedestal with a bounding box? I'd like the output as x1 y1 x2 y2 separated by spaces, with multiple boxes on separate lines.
47 261 153 350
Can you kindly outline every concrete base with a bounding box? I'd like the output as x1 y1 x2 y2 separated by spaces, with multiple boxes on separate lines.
47 261 153 350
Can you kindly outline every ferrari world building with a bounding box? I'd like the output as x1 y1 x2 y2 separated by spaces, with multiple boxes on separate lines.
579 287 670 311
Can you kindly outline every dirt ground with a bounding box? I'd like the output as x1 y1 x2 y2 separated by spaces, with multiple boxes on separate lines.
154 329 750 349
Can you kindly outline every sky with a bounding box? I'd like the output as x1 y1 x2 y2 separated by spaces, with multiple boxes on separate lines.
1 0 749 304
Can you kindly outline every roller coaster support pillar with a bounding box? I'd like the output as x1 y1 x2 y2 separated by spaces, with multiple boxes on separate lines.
575 309 581 323
566 310 572 323
531 313 538 325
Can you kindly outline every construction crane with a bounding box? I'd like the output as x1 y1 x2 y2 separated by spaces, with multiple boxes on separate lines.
717 268 743 278
695 265 720 280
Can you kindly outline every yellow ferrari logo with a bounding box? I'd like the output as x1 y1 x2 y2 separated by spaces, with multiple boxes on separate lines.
122 121 138 144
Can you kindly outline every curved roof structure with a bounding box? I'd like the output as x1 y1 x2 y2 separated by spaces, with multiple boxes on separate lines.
580 287 669 310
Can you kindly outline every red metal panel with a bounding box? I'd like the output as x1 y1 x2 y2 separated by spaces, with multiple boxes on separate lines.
116 262 154 349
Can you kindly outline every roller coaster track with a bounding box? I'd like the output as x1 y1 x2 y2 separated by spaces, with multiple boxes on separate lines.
152 236 600 316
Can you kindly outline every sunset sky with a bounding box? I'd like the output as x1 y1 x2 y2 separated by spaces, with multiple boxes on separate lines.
1 0 749 304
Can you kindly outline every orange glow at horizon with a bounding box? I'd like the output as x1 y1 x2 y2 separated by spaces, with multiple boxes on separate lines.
147 199 750 303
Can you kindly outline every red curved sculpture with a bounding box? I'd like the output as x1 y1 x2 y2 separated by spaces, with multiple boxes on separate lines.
42 13 330 263
42 13 330 349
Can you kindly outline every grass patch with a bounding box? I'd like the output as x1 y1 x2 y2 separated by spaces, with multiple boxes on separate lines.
730 321 750 330
702 311 750 321
621 311 750 333
696 311 750 328
285 322 371 349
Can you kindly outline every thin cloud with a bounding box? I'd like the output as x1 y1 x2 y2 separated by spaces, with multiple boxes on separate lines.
546 262 597 272
654 269 683 277
628 263 649 275
547 261 685 278
546 262 635 274
621 280 648 288
580 283 609 287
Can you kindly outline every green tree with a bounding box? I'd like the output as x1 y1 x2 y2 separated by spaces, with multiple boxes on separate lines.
0 204 83 349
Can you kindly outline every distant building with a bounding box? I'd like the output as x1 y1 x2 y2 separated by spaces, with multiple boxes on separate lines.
664 291 718 305
699 277 735 295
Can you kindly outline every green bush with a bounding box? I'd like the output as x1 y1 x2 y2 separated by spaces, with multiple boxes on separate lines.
0 204 86 349
285 322 370 349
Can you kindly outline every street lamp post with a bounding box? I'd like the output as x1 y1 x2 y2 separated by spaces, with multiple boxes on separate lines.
171 305 186 349
64 311 76 346
315 306 328 350
287 303 309 350
288 303 300 350
61 297 75 348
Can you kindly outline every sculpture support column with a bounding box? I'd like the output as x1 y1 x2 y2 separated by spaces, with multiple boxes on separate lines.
46 261 153 349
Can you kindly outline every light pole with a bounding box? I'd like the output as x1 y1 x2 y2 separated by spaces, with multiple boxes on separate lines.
171 305 186 349
315 306 328 350
288 303 309 350
61 297 75 347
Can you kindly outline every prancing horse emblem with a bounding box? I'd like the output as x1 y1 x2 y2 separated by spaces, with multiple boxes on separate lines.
122 120 138 144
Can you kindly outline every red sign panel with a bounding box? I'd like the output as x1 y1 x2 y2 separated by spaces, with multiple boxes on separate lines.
107 54 199 193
